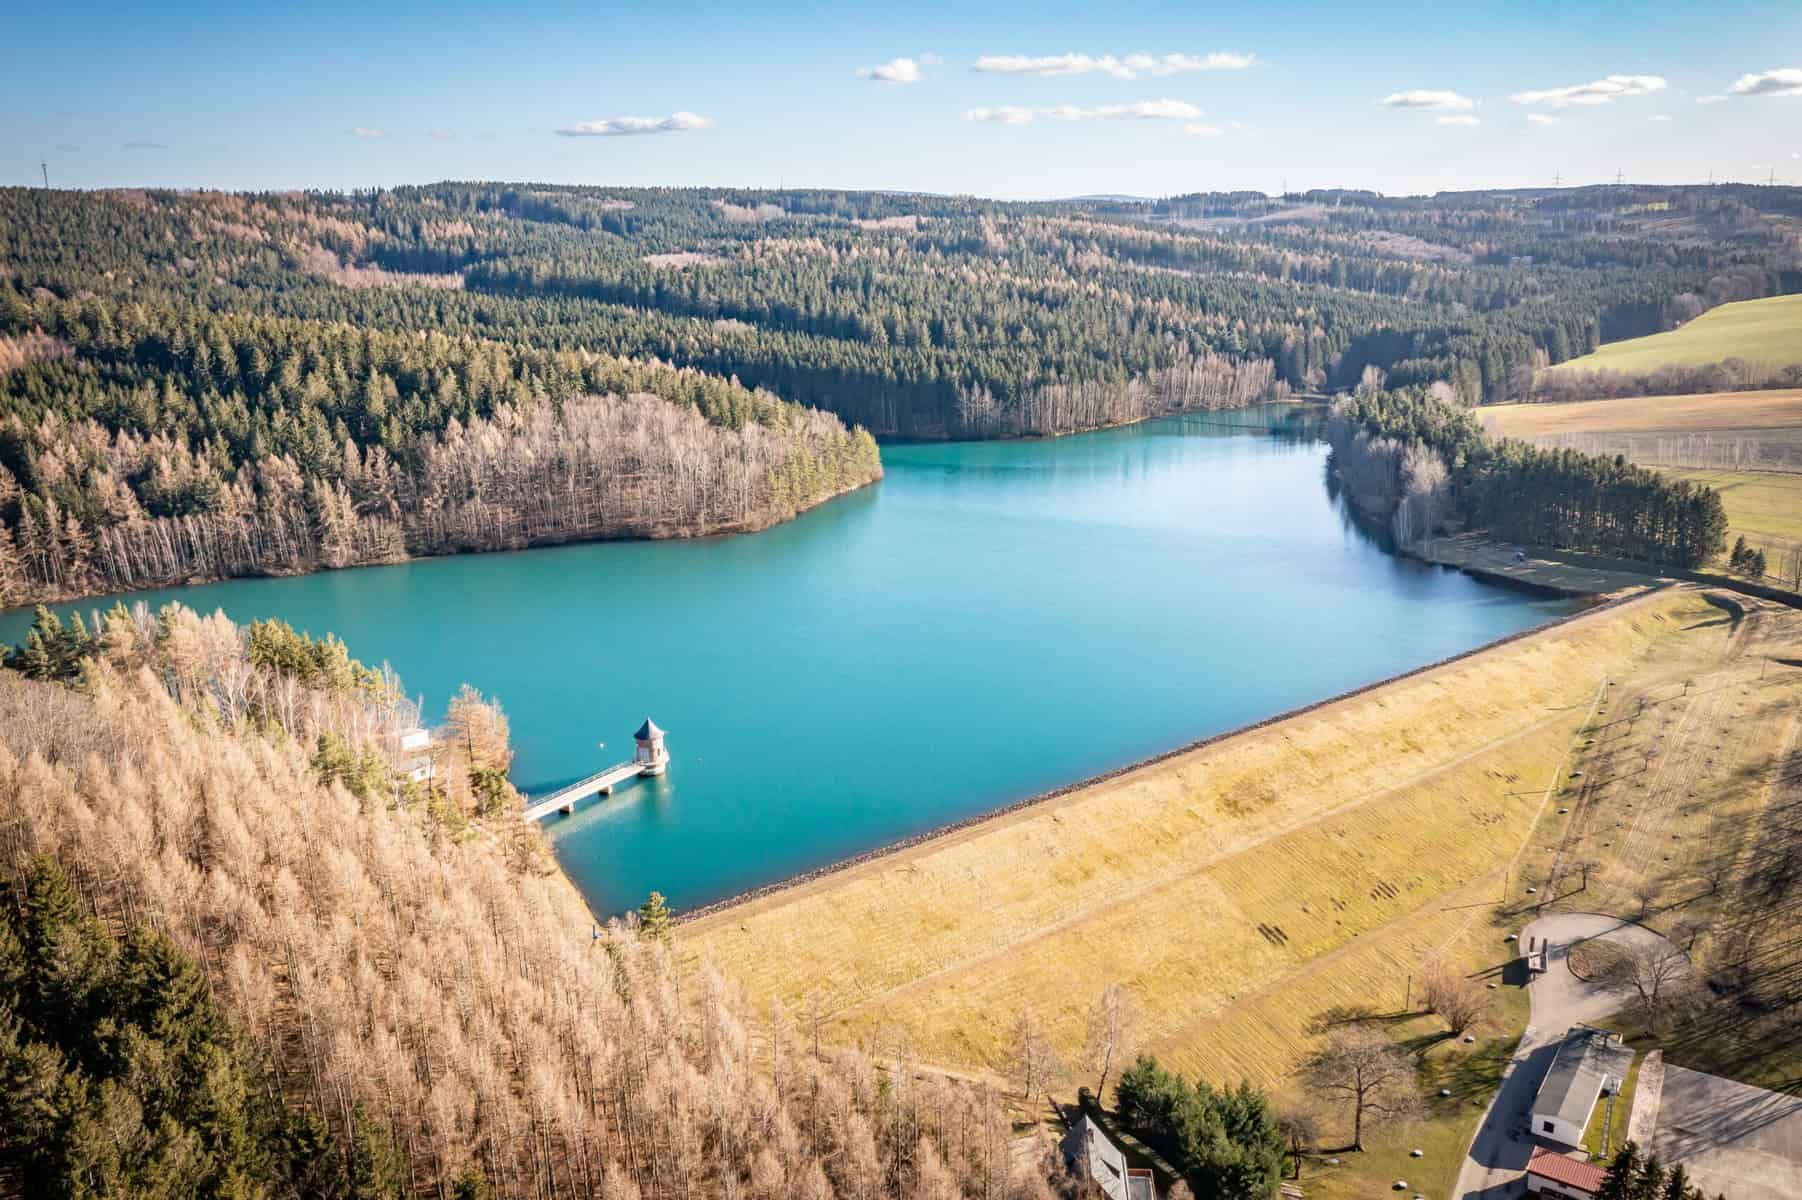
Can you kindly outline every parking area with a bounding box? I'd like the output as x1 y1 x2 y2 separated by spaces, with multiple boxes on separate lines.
1654 1065 1802 1200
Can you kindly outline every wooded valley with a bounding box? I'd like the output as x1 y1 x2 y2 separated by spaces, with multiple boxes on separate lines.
2 182 1798 605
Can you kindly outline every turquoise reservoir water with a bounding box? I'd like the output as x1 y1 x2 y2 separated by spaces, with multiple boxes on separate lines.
0 412 1573 915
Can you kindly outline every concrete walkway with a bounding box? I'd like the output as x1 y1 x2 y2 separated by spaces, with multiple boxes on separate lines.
1454 913 1678 1200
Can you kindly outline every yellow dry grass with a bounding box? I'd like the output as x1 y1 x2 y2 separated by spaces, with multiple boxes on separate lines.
1483 389 1802 440
686 590 1723 1092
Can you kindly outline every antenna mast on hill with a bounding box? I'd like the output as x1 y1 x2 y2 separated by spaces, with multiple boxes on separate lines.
1553 170 1562 188
1769 166 1779 186
1614 168 1625 186
40 160 49 189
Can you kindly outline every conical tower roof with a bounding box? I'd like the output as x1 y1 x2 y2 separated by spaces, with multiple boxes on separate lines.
635 717 666 741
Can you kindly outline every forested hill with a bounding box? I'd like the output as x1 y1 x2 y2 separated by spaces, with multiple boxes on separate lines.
0 188 883 606
1 183 1797 604
0 604 1066 1198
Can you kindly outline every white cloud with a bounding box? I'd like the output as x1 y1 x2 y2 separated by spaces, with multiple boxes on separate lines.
556 112 713 137
1729 68 1802 97
1648 114 1672 122
1380 89 1475 111
965 99 1202 125
1509 74 1667 107
351 127 387 139
1697 94 1729 105
1436 115 1480 127
428 129 456 141
972 51 1253 79
1527 113 1561 126
859 57 924 84
964 106 1034 125
920 52 942 66
1184 122 1223 137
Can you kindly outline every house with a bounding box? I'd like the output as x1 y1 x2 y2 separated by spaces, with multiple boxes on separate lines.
1526 1146 1607 1198
1059 1115 1156 1200
392 726 434 783
1531 1025 1635 1146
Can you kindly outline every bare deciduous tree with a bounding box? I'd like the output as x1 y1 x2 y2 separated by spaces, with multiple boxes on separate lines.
1304 1025 1423 1151
1083 983 1139 1103
1277 1106 1320 1180
1601 943 1697 1037
1421 963 1490 1037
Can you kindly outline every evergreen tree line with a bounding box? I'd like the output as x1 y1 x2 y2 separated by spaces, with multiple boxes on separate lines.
1597 1141 1724 1200
1326 387 1728 567
1112 1056 1286 1200
8 183 1790 454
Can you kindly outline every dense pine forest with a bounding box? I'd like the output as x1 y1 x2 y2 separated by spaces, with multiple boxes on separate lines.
2 182 1798 605
1325 383 1729 568
0 603 1089 1199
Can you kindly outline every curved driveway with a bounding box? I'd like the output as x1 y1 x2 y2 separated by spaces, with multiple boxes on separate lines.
1454 912 1678 1199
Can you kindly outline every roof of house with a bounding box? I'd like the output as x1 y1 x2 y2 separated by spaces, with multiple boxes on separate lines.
635 718 665 741
1533 1024 1634 1131
1527 1146 1609 1194
1060 1116 1132 1200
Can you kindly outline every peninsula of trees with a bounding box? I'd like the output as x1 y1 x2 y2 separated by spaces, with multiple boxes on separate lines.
1325 382 1729 568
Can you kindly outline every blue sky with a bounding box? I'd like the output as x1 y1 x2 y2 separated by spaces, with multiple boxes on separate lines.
7 0 1801 197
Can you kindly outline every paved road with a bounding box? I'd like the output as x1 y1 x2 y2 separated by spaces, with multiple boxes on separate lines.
1654 1065 1802 1200
1453 913 1677 1200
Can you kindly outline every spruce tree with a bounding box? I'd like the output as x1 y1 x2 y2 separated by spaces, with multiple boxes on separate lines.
639 890 674 941
1599 1141 1641 1200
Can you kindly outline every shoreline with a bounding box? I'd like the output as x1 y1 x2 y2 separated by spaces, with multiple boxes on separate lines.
0 472 883 619
677 581 1663 926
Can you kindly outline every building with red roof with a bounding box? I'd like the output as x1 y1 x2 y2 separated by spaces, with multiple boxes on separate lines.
1526 1146 1608 1198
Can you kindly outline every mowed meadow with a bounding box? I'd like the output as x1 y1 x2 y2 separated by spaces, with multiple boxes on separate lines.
1551 293 1802 375
684 590 1718 1094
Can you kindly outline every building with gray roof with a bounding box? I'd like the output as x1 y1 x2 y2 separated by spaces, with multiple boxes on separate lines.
1532 1024 1635 1147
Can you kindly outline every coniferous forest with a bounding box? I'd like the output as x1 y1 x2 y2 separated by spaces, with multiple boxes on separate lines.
2 181 1798 605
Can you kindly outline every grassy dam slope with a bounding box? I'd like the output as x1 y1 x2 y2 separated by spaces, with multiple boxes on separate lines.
686 586 1802 1196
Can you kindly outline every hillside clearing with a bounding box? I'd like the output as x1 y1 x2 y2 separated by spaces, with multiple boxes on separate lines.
1551 294 1802 375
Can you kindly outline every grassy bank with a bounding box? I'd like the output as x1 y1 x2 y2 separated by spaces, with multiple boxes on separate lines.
1551 294 1802 375
685 591 1713 1086
684 585 1802 1195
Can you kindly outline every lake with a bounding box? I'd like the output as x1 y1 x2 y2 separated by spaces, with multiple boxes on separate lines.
0 409 1575 915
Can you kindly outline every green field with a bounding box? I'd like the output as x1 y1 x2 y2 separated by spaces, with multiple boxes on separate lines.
1553 294 1802 375
1665 468 1802 564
